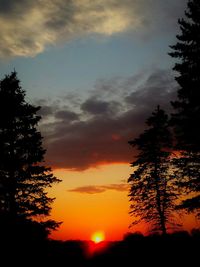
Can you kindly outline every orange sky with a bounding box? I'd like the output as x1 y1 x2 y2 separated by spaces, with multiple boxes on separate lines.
48 163 199 241
49 164 138 241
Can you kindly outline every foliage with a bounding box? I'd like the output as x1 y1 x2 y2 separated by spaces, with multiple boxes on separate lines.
0 71 61 232
169 0 200 217
128 106 178 234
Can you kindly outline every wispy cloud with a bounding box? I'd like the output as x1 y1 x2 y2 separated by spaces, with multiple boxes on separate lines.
37 68 177 170
0 0 186 58
68 183 129 194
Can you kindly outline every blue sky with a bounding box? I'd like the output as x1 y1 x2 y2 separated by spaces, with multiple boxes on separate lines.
1 32 176 100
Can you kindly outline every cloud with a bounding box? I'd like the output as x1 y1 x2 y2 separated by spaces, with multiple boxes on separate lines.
0 0 187 58
38 105 54 118
38 68 177 170
81 97 120 116
68 183 129 194
125 69 177 108
55 110 79 121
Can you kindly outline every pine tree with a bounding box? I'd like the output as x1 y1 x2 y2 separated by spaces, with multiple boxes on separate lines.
128 106 178 234
0 71 61 233
169 0 200 217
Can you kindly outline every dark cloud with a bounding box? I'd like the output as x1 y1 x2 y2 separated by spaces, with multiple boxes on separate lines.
38 68 177 170
68 185 106 194
0 0 33 16
55 110 79 121
104 183 129 192
38 105 54 118
0 0 187 58
138 0 187 33
81 98 110 115
125 69 177 109
0 0 16 14
44 114 132 169
81 97 120 116
68 183 129 194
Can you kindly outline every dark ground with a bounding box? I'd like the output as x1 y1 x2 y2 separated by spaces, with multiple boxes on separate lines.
1 230 199 266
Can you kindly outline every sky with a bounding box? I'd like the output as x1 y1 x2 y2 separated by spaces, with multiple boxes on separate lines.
1 0 199 241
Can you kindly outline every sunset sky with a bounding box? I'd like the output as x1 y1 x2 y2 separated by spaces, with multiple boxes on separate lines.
0 0 198 241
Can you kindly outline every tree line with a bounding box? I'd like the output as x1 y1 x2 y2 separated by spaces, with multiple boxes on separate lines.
128 0 200 234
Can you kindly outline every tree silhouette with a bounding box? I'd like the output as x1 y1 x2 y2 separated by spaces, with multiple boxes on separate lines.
128 106 178 235
0 71 61 234
169 0 200 217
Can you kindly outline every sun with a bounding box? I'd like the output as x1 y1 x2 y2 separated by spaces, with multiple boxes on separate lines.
91 231 105 244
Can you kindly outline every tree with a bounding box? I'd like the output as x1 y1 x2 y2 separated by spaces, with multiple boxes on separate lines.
128 106 178 235
0 71 61 234
169 0 200 217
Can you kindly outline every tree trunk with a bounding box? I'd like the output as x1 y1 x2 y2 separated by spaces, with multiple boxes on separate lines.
154 162 167 235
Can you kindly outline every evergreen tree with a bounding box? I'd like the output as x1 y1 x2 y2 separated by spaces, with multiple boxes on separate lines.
128 106 178 234
169 0 200 217
0 71 61 233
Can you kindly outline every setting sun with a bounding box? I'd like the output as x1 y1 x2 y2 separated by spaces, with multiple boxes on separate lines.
91 231 105 243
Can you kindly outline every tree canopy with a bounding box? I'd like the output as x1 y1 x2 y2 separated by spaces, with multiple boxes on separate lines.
169 0 200 217
0 71 61 235
128 106 178 234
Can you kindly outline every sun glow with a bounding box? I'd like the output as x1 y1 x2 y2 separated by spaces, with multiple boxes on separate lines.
91 231 105 243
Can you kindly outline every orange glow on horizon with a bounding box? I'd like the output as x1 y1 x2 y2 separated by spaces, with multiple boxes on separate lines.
48 164 199 241
51 160 131 172
49 164 133 241
91 231 105 243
